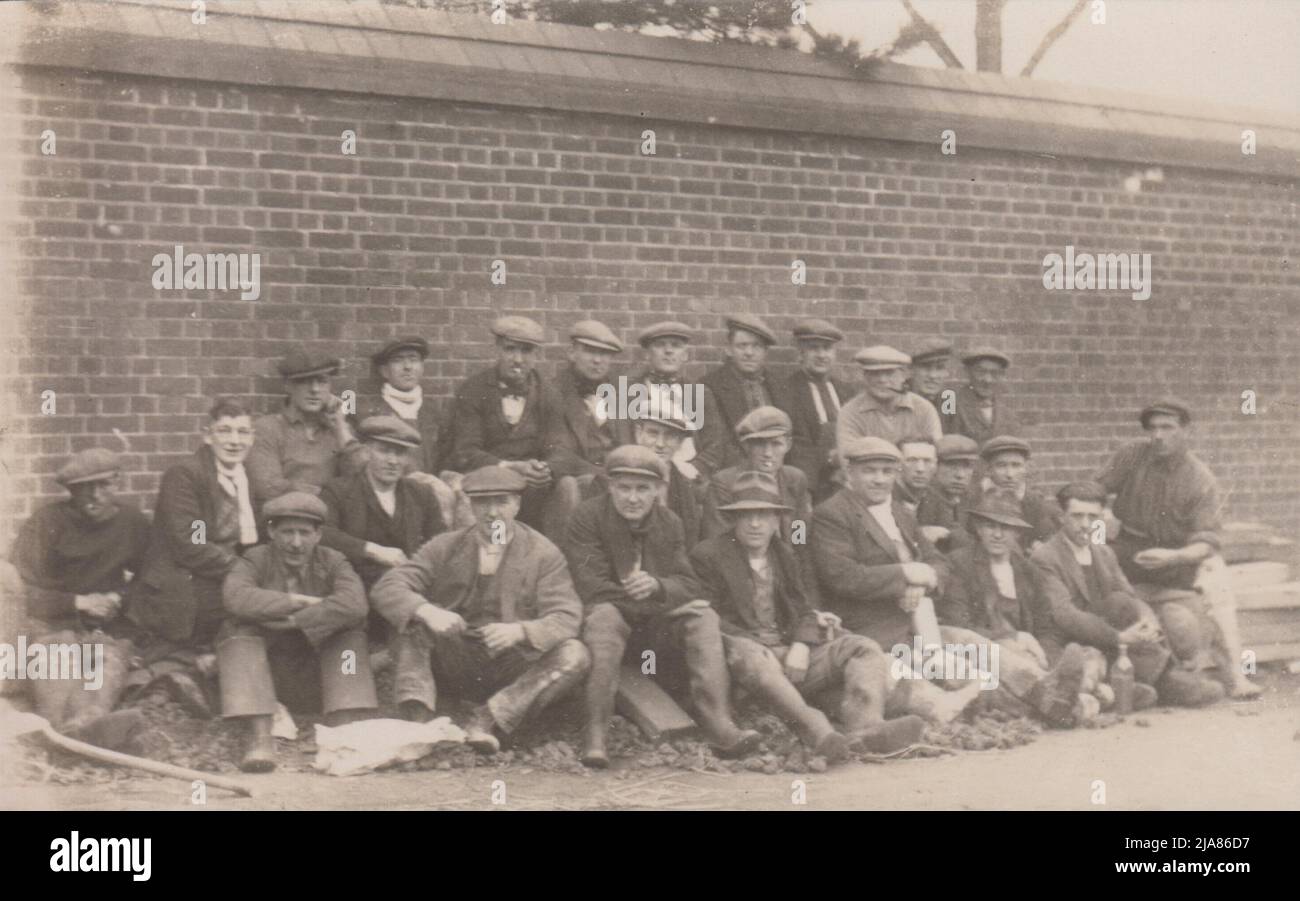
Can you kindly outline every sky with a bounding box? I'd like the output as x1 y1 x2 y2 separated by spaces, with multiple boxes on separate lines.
807 0 1300 116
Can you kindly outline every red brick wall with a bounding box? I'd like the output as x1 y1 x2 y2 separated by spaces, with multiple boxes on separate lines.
4 67 1299 545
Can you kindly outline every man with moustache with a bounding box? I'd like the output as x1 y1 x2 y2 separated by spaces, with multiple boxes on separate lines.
701 406 813 542
565 445 761 768
445 316 560 529
247 350 365 506
128 398 263 718
773 318 855 503
941 348 1020 447
836 346 942 451
702 315 779 473
220 492 377 772
893 435 938 515
915 434 980 552
908 338 955 417
9 448 151 750
632 412 704 549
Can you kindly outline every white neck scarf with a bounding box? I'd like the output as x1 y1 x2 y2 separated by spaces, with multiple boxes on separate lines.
382 382 423 419
216 462 258 545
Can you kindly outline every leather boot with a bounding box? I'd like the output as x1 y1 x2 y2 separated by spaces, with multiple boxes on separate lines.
847 715 926 754
1026 643 1087 728
65 708 147 754
581 612 627 769
680 612 760 755
239 715 276 773
1156 667 1226 707
738 652 847 761
463 704 501 755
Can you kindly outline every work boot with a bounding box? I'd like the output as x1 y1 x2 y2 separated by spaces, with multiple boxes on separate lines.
65 708 146 753
581 654 621 769
239 715 276 773
1156 668 1226 707
152 671 213 719
1026 643 1087 728
398 699 433 723
810 730 852 763
711 727 763 759
1133 683 1158 711
847 715 925 754
463 705 500 755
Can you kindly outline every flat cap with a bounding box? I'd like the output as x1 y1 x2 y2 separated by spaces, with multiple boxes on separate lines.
277 349 341 381
717 471 791 513
854 345 912 370
841 436 902 464
966 495 1032 531
935 434 981 463
637 320 694 347
980 435 1032 460
605 444 667 481
792 318 844 344
1139 397 1192 428
371 336 429 367
264 491 328 524
638 412 691 433
358 415 422 448
569 319 624 353
911 337 954 366
961 347 1011 369
490 315 545 347
57 448 122 487
725 314 776 346
735 405 792 441
462 465 527 497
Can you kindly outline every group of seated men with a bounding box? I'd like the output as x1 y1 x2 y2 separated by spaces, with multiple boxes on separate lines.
3 311 1260 774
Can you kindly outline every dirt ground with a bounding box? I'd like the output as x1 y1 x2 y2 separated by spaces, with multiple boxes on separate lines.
4 668 1297 811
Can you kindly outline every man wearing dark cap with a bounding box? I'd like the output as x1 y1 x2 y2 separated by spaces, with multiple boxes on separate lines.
129 398 262 718
8 448 151 750
941 348 1020 446
836 346 942 451
1095 399 1259 698
632 412 703 549
319 416 444 592
444 316 560 530
220 492 377 772
691 471 926 757
702 314 779 472
247 349 364 505
542 319 624 537
701 406 812 542
371 466 589 753
908 337 954 415
915 434 979 552
972 436 1061 551
564 445 761 767
1032 481 1225 708
772 318 855 503
939 497 1090 727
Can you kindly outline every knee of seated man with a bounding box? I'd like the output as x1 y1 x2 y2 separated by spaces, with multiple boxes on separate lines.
551 638 591 675
1158 603 1202 657
831 633 881 660
724 637 781 684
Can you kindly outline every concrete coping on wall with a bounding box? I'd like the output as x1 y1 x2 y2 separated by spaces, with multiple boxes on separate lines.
5 0 1299 178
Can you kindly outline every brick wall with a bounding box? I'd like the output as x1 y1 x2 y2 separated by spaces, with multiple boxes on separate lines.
2 55 1298 547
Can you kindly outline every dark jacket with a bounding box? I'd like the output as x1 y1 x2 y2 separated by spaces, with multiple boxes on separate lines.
772 368 855 501
915 485 971 554
1030 530 1140 652
318 471 444 589
222 544 367 648
940 383 1020 447
562 493 703 620
609 367 729 479
545 365 618 480
358 391 444 476
941 544 1063 661
128 446 248 643
690 533 822 647
701 363 774 472
445 366 560 473
810 489 947 648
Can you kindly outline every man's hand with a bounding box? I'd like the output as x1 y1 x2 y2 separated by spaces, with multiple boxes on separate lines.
366 543 410 568
1118 617 1162 646
621 571 661 602
1133 547 1180 570
74 592 121 619
900 562 938 589
667 599 712 618
415 603 467 636
522 459 552 488
898 584 926 614
288 593 322 611
784 642 811 685
919 525 950 545
479 622 526 654
814 610 842 636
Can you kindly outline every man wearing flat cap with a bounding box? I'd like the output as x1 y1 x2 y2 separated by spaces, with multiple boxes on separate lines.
836 345 942 453
908 338 955 415
701 314 779 473
319 416 444 592
371 465 589 753
220 492 377 772
541 319 625 537
563 444 761 767
941 347 1021 447
631 411 704 549
971 435 1061 551
247 348 364 506
772 318 856 503
691 471 926 758
444 316 561 530
915 434 979 553
7 447 151 750
1095 398 1259 698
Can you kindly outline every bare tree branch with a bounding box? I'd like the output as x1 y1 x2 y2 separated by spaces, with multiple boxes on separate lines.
1020 0 1088 77
898 0 965 69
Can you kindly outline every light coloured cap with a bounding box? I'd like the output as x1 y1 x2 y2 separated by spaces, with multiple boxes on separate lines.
841 437 902 464
792 318 843 344
735 405 792 441
605 444 668 481
935 434 980 462
490 315 546 347
961 347 1011 369
569 319 623 353
462 465 527 496
911 337 954 366
637 320 694 347
853 345 911 371
56 448 122 487
264 491 328 524
725 314 776 346
358 416 422 448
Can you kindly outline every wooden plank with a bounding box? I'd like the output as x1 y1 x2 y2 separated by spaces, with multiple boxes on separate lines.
615 662 695 743
1234 581 1300 612
1253 642 1300 664
1225 561 1292 591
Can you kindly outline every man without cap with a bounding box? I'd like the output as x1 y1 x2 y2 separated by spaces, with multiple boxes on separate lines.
908 338 955 416
128 398 263 718
542 319 625 538
6 448 151 750
444 316 561 531
1032 481 1225 708
915 434 979 553
247 349 364 506
893 435 938 515
691 471 926 758
772 318 856 503
701 406 813 543
701 314 779 473
941 348 1020 446
971 436 1061 551
564 445 762 767
319 416 444 592
632 413 703 549
836 345 942 452
939 497 1090 726
1095 399 1259 698
220 492 377 772
370 466 589 753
